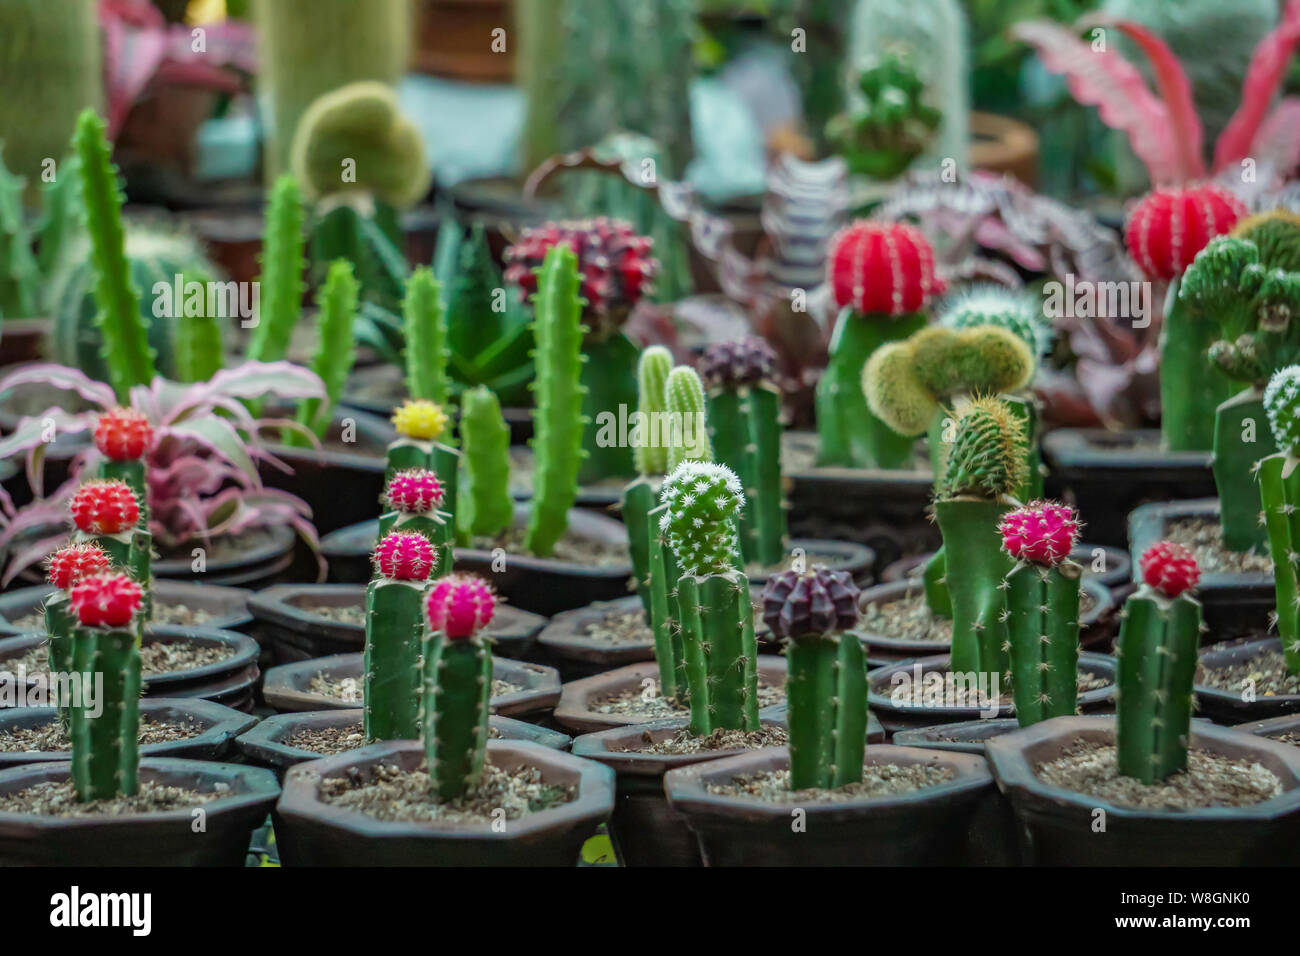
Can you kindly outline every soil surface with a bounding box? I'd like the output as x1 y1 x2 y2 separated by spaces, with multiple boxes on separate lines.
1166 518 1272 575
298 603 365 626
470 523 628 567
579 609 654 646
862 587 1095 644
286 721 506 755
591 677 784 718
8 640 234 678
707 763 955 803
318 760 574 823
618 724 788 755
0 715 203 753
306 674 522 703
880 670 1109 709
0 778 219 817
9 601 218 633
1198 646 1300 697
1035 741 1281 810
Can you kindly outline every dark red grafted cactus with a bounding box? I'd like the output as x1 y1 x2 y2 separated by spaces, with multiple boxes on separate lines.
698 337 779 390
827 220 943 316
1124 185 1247 281
762 566 860 639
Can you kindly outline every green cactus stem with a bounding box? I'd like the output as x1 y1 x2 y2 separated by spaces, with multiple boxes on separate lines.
1003 560 1082 726
1115 589 1201 783
937 499 1012 678
172 270 225 383
1004 394 1044 501
294 259 358 442
456 386 513 543
665 366 712 471
1161 279 1237 452
524 245 586 558
1259 454 1300 674
647 501 686 701
423 633 492 802
0 153 39 319
1212 388 1275 554
246 175 306 367
625 346 674 616
676 572 760 735
708 380 787 568
785 631 868 789
69 623 141 801
581 332 640 484
44 596 75 729
363 578 425 741
403 266 449 405
818 308 926 468
922 547 951 618
624 478 658 618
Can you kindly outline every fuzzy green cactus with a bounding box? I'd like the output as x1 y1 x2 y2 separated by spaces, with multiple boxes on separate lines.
1259 366 1300 675
1117 541 1203 783
294 260 358 441
625 346 673 618
457 387 513 542
762 568 866 789
403 266 449 406
939 285 1052 359
828 49 941 180
245 175 305 368
524 245 587 558
364 531 438 741
659 460 758 734
665 366 713 472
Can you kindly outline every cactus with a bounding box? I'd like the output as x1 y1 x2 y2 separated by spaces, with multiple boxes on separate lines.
1116 541 1203 783
44 542 111 729
293 259 358 442
364 531 437 742
403 266 449 405
665 366 713 472
172 270 224 384
659 461 758 735
67 572 143 801
0 152 39 319
939 284 1052 360
423 574 497 801
701 338 788 567
817 221 942 469
827 49 942 180
93 408 153 524
762 567 866 789
1232 210 1300 272
1259 366 1300 674
457 387 514 542
625 346 673 617
378 469 452 576
389 399 460 519
524 245 586 558
999 501 1083 727
68 480 151 616
1126 185 1247 451
245 175 305 367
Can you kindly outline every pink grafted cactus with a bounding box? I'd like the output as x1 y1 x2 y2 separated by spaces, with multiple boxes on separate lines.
425 573 496 639
1000 501 1080 567
1140 541 1201 598
373 531 437 581
93 407 155 461
70 480 140 535
384 469 445 514
827 220 943 316
69 572 143 628
46 542 113 590
1124 185 1246 281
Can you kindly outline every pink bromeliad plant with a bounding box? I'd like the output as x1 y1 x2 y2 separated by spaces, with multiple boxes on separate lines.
0 360 327 584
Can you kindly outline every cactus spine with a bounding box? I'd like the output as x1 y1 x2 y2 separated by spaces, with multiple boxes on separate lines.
1259 367 1300 673
625 346 673 617
403 266 449 405
456 387 514 542
524 245 586 557
246 175 305 367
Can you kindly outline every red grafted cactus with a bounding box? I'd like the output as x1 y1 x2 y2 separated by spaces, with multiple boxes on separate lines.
1000 501 1080 567
69 572 143 628
698 337 779 390
70 480 140 535
1140 541 1201 598
93 407 155 461
384 469 445 514
1124 185 1247 281
761 567 860 638
373 531 438 581
827 220 943 316
46 542 112 590
425 573 496 639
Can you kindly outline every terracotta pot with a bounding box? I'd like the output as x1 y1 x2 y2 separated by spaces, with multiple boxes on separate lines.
663 744 994 865
970 111 1039 186
0 580 253 637
986 715 1300 865
247 583 546 663
552 656 789 735
261 652 561 719
0 758 280 866
866 652 1117 732
413 0 515 82
1042 428 1214 547
321 505 634 616
0 698 258 770
235 708 570 778
274 739 613 865
1195 637 1300 723
1128 498 1272 641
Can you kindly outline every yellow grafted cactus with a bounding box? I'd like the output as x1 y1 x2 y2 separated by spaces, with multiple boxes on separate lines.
862 341 940 437
391 399 449 441
908 325 1033 400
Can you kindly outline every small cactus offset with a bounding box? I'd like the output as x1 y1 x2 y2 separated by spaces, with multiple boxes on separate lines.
659 461 758 735
625 346 673 619
365 531 438 742
67 572 144 802
456 387 514 542
403 267 450 406
664 366 713 472
999 502 1084 726
816 221 942 469
701 338 788 568
246 175 306 368
763 568 866 790
294 259 359 441
1258 366 1300 674
388 399 460 519
423 574 497 802
377 469 452 576
1116 542 1203 783
44 542 111 729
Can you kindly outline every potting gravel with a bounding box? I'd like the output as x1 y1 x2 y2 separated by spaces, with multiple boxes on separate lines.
1166 518 1273 575
592 678 784 717
8 640 234 678
1198 646 1300 697
299 603 365 626
287 722 506 755
707 764 955 803
471 524 628 566
0 779 221 817
619 724 788 755
580 609 654 645
863 587 1096 644
883 671 1109 708
0 715 203 753
9 601 217 632
307 674 522 703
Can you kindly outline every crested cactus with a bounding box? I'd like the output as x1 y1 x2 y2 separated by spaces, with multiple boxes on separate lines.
1116 541 1203 783
827 50 941 180
403 266 449 406
1259 366 1300 675
1000 501 1084 726
665 366 713 472
456 387 514 542
625 346 673 618
364 530 438 742
377 469 452 576
659 461 758 735
763 567 866 789
423 574 497 801
294 259 358 442
43 542 111 729
701 338 788 567
388 399 460 519
524 245 587 558
817 221 942 469
245 175 306 368
67 571 143 801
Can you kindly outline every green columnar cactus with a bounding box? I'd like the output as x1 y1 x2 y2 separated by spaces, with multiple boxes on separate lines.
647 501 687 701
701 339 788 567
625 346 673 617
456 387 514 542
293 260 358 442
1116 542 1203 783
665 366 713 472
0 153 39 319
660 461 758 734
71 110 152 401
524 246 586 558
422 575 497 801
172 271 224 383
827 50 941 180
365 531 438 741
1259 367 1300 674
388 399 460 519
44 542 112 729
762 568 866 789
999 502 1083 726
246 175 305 367
403 267 449 405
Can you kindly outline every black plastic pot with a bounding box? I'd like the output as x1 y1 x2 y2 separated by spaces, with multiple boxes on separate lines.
986 715 1300 865
867 652 1118 732
247 583 547 664
1129 499 1272 640
0 626 262 712
1042 428 1214 547
0 758 280 865
535 596 656 681
0 698 258 769
0 580 253 637
663 744 994 865
154 525 297 587
261 652 562 719
1235 712 1300 745
320 504 634 616
1195 636 1300 723
235 708 570 778
274 739 614 866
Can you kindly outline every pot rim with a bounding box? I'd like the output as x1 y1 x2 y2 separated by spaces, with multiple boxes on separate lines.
1128 498 1274 589
1042 427 1212 471
0 580 253 636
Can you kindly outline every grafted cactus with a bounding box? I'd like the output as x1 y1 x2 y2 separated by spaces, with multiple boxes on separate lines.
388 399 460 519
377 468 452 575
364 530 437 742
68 479 151 622
43 542 110 729
1259 366 1300 674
